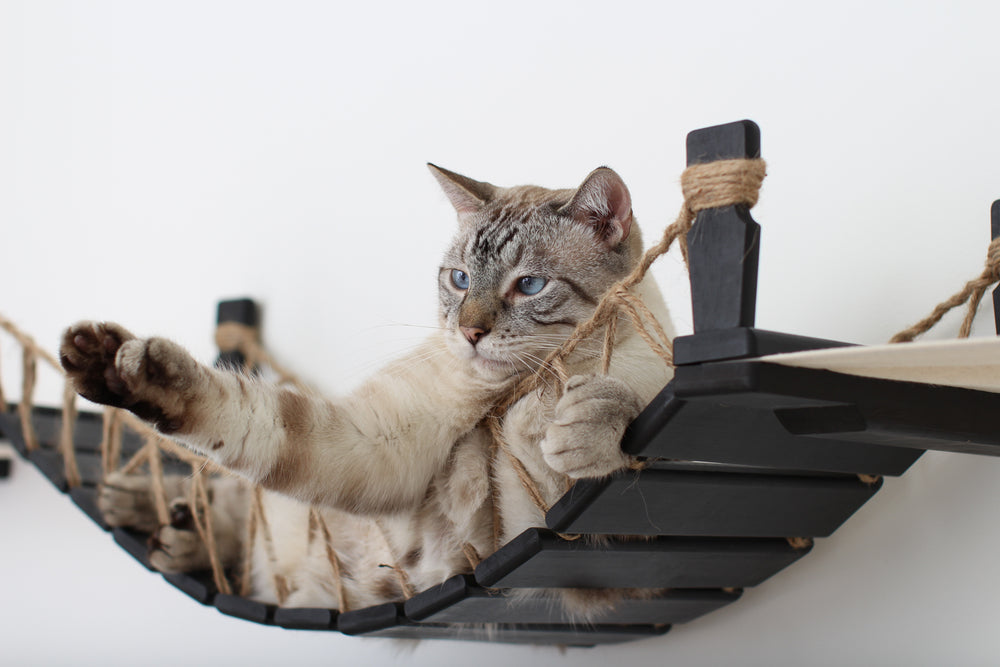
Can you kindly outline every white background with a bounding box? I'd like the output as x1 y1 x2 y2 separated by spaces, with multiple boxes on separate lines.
3 1 1000 665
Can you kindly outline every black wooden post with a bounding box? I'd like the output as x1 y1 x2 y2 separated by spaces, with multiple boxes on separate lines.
991 200 1000 335
686 120 762 332
215 298 258 371
673 121 850 364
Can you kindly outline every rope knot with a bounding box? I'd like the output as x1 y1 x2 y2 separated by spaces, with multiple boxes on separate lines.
681 158 767 213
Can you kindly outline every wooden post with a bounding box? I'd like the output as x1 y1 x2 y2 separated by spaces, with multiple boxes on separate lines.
991 200 1000 335
686 120 762 332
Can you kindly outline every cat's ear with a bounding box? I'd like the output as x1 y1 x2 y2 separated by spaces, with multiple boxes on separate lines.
558 167 632 246
428 164 497 224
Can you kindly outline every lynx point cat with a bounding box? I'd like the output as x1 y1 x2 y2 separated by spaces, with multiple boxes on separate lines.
59 165 675 616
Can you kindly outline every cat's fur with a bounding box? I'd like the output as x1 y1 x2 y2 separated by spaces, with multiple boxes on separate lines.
60 165 675 619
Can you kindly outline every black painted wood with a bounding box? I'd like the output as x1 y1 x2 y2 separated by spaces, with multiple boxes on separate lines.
274 607 338 631
69 485 109 529
339 602 670 646
686 120 760 166
216 298 258 371
672 327 854 365
27 447 68 491
546 468 878 537
992 200 1000 335
215 594 275 625
113 527 154 570
624 382 922 476
404 574 741 625
0 408 26 455
686 120 762 332
163 571 218 605
674 361 1000 455
475 528 810 590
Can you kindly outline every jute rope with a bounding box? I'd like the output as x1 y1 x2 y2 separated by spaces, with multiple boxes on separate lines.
188 467 233 596
374 519 415 599
309 508 350 611
215 322 307 390
247 485 290 604
890 236 1000 343
59 379 81 488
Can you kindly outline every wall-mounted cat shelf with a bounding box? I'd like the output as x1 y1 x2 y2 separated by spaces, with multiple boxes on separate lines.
4 120 1000 647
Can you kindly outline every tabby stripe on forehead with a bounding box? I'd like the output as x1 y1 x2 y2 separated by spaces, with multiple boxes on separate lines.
529 314 577 327
561 278 598 305
493 227 519 255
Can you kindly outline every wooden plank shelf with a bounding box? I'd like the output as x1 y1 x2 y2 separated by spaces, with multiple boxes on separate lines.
337 602 670 646
673 360 1000 456
404 574 741 625
475 528 810 590
546 468 879 537
623 382 922 476
215 594 275 625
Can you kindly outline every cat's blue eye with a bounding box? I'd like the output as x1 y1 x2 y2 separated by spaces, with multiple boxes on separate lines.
451 269 470 290
517 276 547 296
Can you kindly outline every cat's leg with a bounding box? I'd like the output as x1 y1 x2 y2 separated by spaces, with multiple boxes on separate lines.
60 321 495 516
148 476 248 574
98 469 248 574
98 471 186 533
540 374 643 479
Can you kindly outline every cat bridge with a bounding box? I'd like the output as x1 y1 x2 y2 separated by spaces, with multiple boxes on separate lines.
4 120 1000 647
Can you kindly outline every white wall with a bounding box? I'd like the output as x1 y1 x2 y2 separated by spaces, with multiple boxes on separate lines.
2 1 1000 664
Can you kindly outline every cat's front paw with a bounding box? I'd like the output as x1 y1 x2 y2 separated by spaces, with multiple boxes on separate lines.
60 321 138 408
541 374 643 479
148 501 211 574
61 322 202 434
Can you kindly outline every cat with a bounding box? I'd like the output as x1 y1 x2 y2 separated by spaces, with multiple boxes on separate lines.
59 164 675 619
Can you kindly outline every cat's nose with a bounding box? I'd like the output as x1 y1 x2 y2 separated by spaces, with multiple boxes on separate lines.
460 325 489 346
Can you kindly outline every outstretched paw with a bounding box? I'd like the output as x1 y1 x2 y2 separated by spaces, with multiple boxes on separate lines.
60 321 202 434
60 321 137 408
541 374 643 479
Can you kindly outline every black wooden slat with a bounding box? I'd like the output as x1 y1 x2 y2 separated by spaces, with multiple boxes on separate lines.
274 607 338 631
404 574 740 625
476 528 809 590
338 602 669 646
624 383 922 476
0 409 26 455
112 527 154 570
674 361 1000 455
672 327 854 366
163 571 218 605
69 485 109 529
546 468 879 537
215 594 275 625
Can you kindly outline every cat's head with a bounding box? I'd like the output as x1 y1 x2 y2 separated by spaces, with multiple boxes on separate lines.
431 164 643 381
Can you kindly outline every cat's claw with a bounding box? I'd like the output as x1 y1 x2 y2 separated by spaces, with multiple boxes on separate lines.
541 374 643 479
